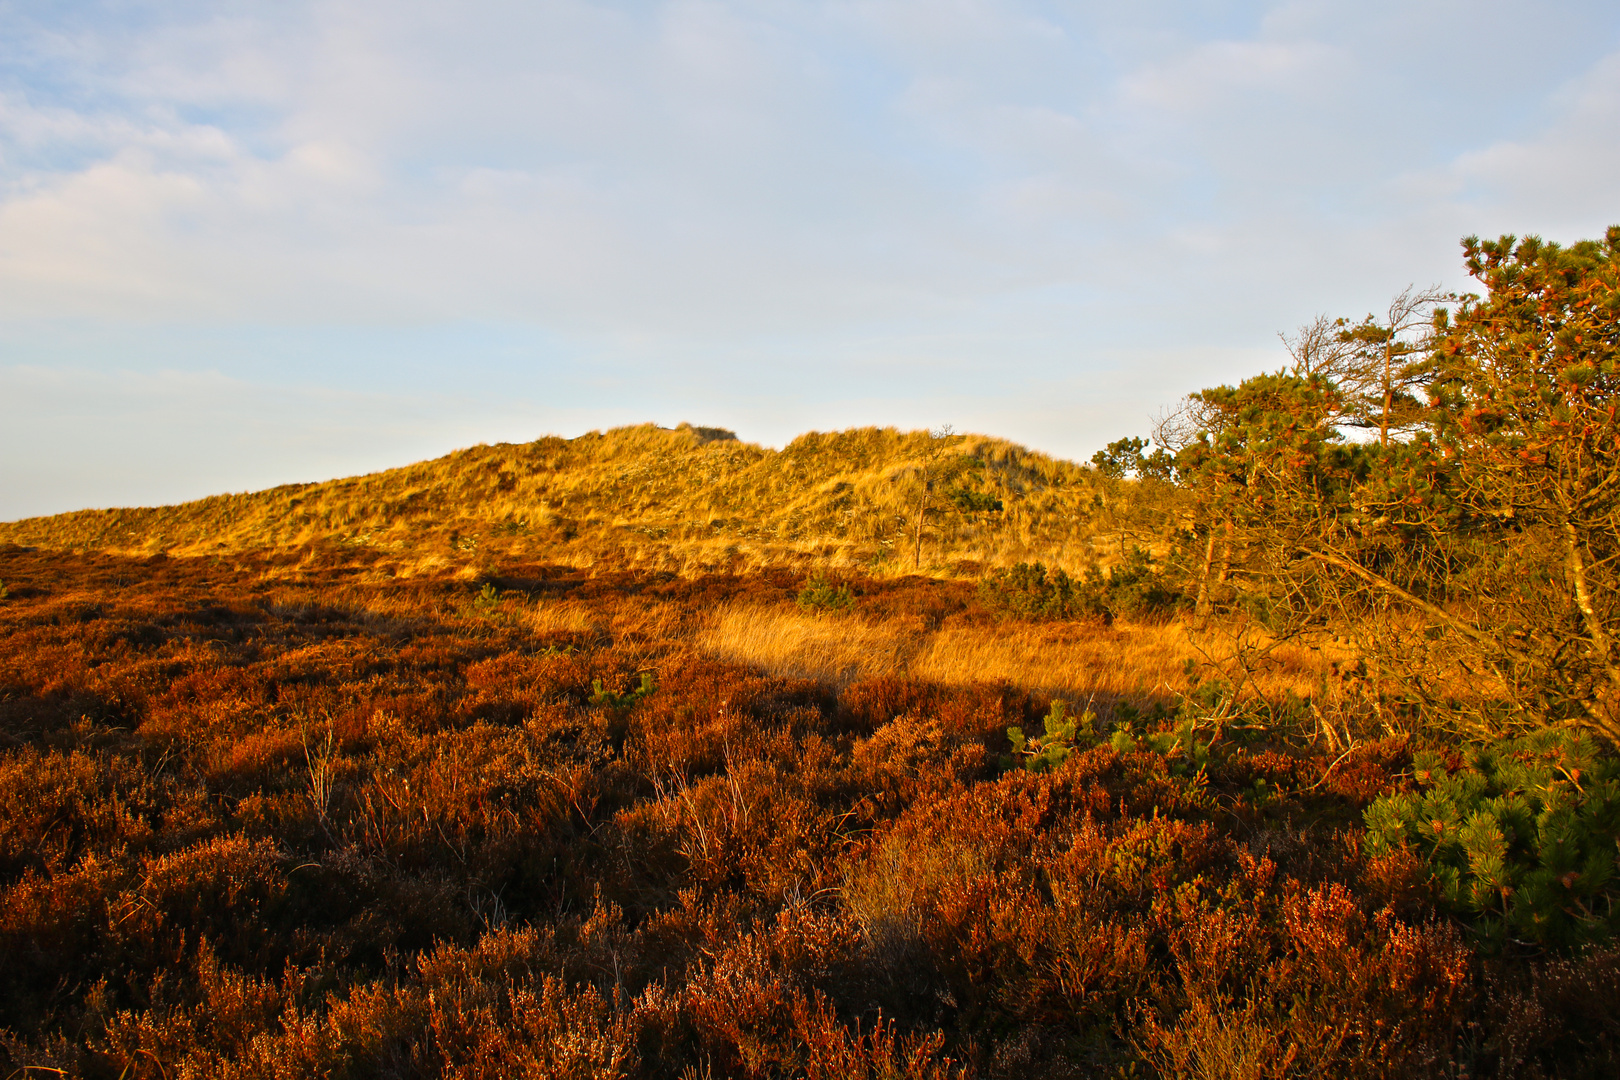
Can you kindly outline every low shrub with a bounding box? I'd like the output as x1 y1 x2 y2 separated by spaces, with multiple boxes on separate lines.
1005 697 1215 781
3 546 1617 1077
978 551 1184 623
796 576 854 614
977 562 1089 620
1363 729 1620 951
1091 546 1182 621
589 673 657 714
1005 699 1093 772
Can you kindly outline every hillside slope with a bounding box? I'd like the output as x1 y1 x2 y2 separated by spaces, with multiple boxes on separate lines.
1 424 1172 575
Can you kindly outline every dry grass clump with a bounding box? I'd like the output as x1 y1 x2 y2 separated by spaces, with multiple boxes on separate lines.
699 601 1339 710
699 606 920 686
912 621 1191 700
0 543 1613 1078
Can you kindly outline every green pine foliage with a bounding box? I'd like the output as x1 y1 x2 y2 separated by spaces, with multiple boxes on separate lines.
795 575 855 614
1090 436 1176 481
978 561 1088 620
1006 699 1094 772
978 552 1183 623
1091 546 1181 621
947 486 1003 514
589 672 658 715
1364 729 1620 951
1105 697 1220 779
1005 697 1213 776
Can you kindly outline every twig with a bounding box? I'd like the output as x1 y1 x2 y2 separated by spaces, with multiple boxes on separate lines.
1298 746 1362 794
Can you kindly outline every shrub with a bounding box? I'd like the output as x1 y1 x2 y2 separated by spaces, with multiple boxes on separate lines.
979 553 1183 623
1111 701 1218 777
1006 698 1214 780
589 673 657 714
796 576 854 614
1088 546 1182 621
1363 729 1620 951
1006 699 1094 772
977 562 1088 620
6 544 1616 1075
947 487 1002 515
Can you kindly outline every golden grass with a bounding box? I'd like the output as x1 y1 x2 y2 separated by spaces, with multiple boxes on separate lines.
910 622 1198 700
697 606 920 686
523 600 609 639
696 605 1338 707
0 423 1162 579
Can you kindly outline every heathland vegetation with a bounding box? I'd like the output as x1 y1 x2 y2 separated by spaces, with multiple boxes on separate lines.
2 229 1619 1077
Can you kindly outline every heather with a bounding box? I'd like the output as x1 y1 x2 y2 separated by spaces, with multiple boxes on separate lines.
2 544 1616 1078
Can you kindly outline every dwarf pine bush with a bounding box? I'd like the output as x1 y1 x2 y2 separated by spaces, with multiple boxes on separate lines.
590 672 657 714
1363 729 1620 951
1006 699 1094 771
1106 697 1219 778
978 562 1087 620
796 575 854 614
1089 546 1182 621
979 552 1183 623
1008 697 1220 777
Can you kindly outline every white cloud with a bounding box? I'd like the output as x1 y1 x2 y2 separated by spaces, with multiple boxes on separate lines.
1120 38 1348 112
1436 50 1620 233
2 1 1619 517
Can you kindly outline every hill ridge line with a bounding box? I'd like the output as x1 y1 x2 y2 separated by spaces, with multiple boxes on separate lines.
1 423 1154 576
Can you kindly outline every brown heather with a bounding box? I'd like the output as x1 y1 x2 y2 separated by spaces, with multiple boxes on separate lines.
0 429 1616 1078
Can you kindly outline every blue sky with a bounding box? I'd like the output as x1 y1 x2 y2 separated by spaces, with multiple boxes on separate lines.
3 0 1619 519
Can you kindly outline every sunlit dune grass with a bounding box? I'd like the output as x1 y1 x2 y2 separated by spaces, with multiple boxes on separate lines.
523 599 609 638
0 423 1155 580
909 621 1198 701
696 605 1340 708
696 606 920 686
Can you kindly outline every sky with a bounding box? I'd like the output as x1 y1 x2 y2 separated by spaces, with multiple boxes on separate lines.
3 0 1619 520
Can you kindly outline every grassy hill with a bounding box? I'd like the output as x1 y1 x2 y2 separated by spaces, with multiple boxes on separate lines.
0 424 1171 576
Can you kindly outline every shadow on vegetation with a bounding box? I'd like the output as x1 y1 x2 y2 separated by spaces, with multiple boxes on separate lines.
0 544 1616 1078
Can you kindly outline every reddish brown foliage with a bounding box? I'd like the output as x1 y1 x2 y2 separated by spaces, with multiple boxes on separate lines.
0 545 1611 1077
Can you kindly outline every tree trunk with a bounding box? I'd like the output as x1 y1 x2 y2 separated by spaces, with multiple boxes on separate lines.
1194 529 1218 618
1564 517 1620 743
1380 340 1393 448
912 478 932 570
